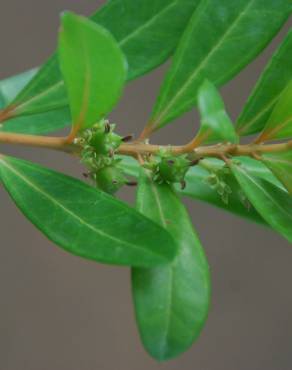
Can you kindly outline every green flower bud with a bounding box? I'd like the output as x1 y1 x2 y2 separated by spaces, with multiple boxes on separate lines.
89 122 122 155
95 166 127 194
205 174 218 187
158 156 189 184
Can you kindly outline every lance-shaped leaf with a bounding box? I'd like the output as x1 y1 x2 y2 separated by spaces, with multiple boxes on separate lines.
0 108 71 135
0 68 71 134
6 57 68 118
256 80 292 142
147 0 292 132
0 156 177 267
236 30 292 136
262 150 292 194
59 12 127 130
229 159 292 243
0 0 200 133
132 169 210 361
195 80 238 144
92 0 201 81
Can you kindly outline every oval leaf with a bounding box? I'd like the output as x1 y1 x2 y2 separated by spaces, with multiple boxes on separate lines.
236 30 292 136
256 80 292 142
196 80 238 144
229 159 292 243
0 156 177 267
132 169 210 360
59 12 127 130
147 0 292 131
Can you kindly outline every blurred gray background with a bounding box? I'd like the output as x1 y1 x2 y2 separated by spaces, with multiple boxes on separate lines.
0 1 291 369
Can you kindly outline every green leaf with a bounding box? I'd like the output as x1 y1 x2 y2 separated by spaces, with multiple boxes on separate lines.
0 69 38 106
92 0 201 81
0 156 178 267
9 57 68 118
236 30 292 136
262 151 292 194
132 169 210 361
236 156 285 190
0 0 201 134
256 80 292 142
148 0 292 131
229 159 292 243
196 80 238 144
59 12 127 130
0 107 71 135
0 65 71 134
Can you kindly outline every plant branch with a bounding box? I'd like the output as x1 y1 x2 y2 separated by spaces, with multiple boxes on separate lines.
0 131 291 159
0 132 75 153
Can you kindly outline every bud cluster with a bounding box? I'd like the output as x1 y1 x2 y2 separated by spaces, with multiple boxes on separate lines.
75 119 129 194
201 160 251 208
204 164 233 204
144 150 198 189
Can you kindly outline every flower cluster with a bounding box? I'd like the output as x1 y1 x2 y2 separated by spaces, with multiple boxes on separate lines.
145 150 197 189
75 119 128 194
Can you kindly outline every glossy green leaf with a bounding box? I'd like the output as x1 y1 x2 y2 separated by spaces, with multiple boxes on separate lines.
0 0 200 134
10 57 68 118
236 156 285 189
148 0 292 131
196 80 238 144
0 156 178 267
92 0 201 81
0 68 71 134
262 151 292 194
256 80 292 142
0 108 71 135
132 169 210 360
59 12 127 130
230 160 292 243
236 30 292 136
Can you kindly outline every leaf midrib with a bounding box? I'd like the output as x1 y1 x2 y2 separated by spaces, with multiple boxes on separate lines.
237 92 281 134
13 80 65 114
146 180 175 351
119 0 179 47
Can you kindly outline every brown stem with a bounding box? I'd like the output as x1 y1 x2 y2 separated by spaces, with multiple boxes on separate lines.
0 132 291 159
0 132 76 153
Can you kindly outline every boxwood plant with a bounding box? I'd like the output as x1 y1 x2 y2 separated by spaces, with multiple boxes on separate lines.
0 0 292 361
